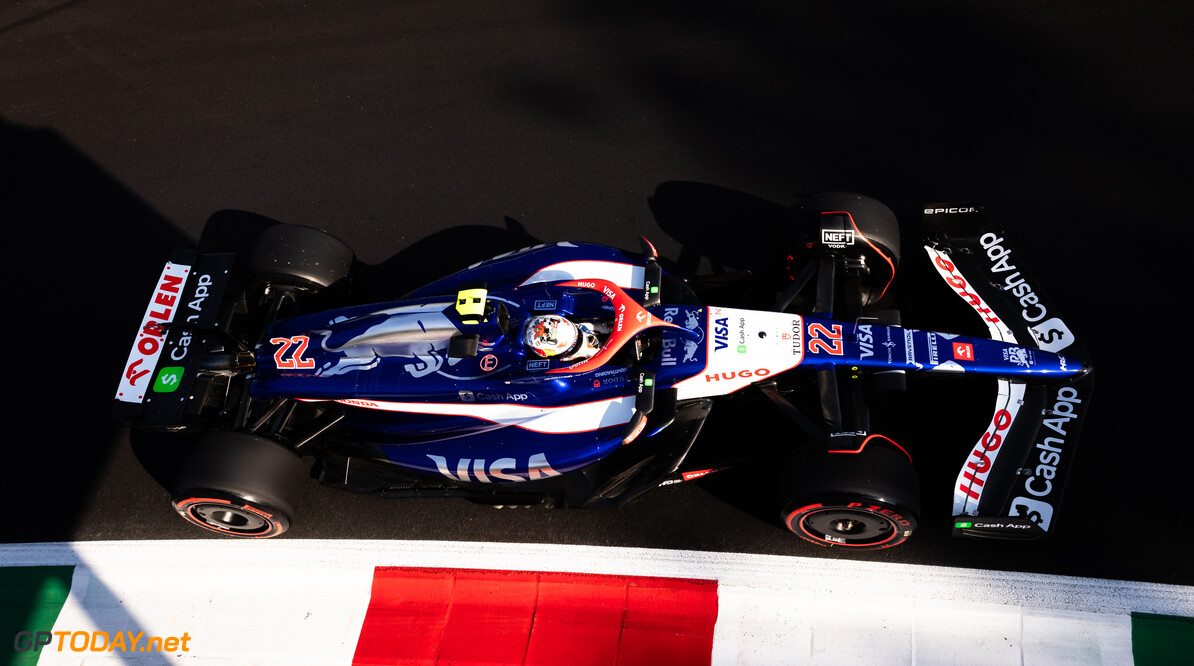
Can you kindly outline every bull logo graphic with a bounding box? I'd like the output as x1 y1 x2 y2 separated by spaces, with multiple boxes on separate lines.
317 354 381 377
309 302 461 379
1006 348 1031 368
404 344 446 378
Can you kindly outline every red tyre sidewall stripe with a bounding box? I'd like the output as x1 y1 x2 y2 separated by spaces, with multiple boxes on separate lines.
786 505 899 548
827 433 913 464
175 497 283 539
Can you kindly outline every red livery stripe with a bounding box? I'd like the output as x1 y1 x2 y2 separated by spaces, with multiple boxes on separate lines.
352 567 719 666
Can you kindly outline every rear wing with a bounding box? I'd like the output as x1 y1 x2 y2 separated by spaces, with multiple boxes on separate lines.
921 205 1094 540
113 251 236 426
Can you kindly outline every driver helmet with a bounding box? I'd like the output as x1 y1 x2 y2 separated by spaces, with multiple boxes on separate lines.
524 314 579 358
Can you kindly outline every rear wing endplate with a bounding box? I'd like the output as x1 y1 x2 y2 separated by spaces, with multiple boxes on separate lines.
113 251 235 425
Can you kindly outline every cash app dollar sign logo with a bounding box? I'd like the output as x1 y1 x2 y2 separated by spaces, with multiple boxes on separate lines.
153 367 184 393
1031 317 1074 353
1038 328 1064 344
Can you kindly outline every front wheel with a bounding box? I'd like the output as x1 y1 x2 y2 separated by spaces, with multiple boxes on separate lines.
787 192 902 308
783 495 917 549
779 439 920 550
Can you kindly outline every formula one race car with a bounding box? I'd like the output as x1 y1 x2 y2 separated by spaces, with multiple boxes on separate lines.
114 193 1092 549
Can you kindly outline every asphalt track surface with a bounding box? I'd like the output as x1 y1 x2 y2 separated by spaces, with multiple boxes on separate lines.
3 1 1192 586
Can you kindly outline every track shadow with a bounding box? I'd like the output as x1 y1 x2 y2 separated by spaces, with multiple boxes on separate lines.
0 114 548 541
1 117 184 543
648 181 792 277
193 211 542 302
353 218 542 303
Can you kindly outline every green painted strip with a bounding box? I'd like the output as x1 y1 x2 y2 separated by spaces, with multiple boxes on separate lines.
1132 612 1194 665
0 566 75 666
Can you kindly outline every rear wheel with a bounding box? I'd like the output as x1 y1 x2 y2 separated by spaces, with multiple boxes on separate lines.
779 439 920 550
246 223 354 294
172 431 306 538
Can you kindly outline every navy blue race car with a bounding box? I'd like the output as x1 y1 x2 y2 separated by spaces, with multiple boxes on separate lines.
114 193 1092 548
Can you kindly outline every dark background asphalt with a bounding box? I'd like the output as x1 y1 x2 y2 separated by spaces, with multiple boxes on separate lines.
2 1 1191 586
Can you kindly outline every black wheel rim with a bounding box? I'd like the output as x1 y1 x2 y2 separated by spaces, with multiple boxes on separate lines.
798 507 897 547
179 499 276 537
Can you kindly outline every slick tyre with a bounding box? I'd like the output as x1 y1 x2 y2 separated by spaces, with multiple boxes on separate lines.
246 224 354 293
790 192 901 307
780 440 920 550
172 431 306 538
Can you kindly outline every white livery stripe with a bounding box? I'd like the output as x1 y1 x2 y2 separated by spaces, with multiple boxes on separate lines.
925 246 1017 343
518 261 645 290
954 378 1027 515
334 396 635 434
926 246 1032 515
673 309 805 400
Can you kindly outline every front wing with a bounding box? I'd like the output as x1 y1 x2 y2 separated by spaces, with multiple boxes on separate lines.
922 206 1094 539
